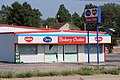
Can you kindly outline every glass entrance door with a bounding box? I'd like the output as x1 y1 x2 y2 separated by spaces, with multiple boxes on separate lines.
64 45 78 62
45 45 58 62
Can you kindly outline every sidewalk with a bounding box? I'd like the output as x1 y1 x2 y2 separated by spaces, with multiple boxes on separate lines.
1 75 120 80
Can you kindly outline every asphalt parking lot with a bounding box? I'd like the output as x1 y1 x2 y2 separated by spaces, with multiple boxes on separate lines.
104 53 120 68
0 53 120 73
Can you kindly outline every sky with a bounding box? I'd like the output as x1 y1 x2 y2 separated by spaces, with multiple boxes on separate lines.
0 0 119 19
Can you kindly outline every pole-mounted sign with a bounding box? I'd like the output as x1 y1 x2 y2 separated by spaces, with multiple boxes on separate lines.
84 7 101 23
84 7 101 64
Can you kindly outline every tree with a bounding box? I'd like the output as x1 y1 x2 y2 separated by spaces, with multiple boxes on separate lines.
56 4 71 23
101 3 120 36
0 5 10 24
100 3 120 53
72 12 83 29
0 1 42 27
43 17 57 28
106 38 117 53
85 3 98 9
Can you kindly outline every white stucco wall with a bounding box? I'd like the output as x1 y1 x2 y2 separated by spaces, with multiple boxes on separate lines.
0 33 15 62
58 45 63 62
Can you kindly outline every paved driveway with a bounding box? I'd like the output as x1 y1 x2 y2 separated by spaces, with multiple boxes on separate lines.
0 54 120 80
0 53 119 73
105 53 120 68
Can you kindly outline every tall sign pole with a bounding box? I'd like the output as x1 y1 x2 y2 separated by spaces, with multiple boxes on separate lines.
97 7 101 64
84 7 101 64
87 23 90 63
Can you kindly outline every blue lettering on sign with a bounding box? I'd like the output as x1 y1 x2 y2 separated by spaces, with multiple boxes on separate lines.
43 37 52 42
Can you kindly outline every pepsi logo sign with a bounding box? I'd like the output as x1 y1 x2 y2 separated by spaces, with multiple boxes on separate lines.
43 37 52 42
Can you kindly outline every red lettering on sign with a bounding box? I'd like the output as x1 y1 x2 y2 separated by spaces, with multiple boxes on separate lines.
85 17 98 23
58 36 86 44
24 36 33 42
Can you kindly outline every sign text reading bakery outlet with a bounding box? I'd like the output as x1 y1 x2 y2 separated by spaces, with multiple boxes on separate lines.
58 36 86 44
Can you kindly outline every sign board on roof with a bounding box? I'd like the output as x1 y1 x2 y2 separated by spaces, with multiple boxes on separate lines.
17 36 58 44
16 36 111 44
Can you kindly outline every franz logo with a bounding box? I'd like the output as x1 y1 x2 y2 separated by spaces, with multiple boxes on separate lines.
43 37 52 42
86 9 91 16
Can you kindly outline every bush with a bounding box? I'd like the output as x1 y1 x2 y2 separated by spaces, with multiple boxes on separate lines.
0 72 13 78
60 70 74 76
47 71 59 76
35 72 49 77
33 71 59 77
15 72 32 78
76 68 94 75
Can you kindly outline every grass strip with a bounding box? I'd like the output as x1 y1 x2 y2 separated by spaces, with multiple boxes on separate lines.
0 68 119 78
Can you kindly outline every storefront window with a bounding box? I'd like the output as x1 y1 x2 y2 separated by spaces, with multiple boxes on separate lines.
18 44 37 54
64 45 77 53
85 44 103 53
45 45 57 54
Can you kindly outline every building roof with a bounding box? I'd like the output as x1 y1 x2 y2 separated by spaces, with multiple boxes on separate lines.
0 24 42 33
54 22 67 29
0 24 107 35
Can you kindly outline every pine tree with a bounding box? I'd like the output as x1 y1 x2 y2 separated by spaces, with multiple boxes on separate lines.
56 4 71 23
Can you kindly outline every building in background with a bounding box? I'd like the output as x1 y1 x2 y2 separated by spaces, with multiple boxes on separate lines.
54 22 80 30
0 24 111 63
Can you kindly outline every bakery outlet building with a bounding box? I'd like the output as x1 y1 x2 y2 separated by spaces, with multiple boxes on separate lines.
0 25 111 63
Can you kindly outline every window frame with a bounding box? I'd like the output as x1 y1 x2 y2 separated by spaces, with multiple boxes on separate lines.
18 44 37 55
85 44 103 54
45 44 58 54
